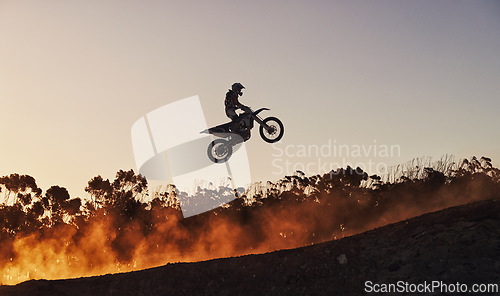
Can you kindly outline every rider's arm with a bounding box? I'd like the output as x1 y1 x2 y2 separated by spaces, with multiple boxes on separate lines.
239 104 251 113
235 97 245 109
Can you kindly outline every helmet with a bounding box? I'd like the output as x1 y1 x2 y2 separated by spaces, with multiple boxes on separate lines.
231 82 245 95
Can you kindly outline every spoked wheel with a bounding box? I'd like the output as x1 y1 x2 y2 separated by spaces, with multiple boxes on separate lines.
207 139 233 163
259 117 284 143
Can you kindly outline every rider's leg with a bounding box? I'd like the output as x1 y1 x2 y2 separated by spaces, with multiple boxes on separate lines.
225 108 239 133
225 108 247 145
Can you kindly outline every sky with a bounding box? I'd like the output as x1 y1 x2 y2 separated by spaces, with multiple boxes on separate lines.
1 0 499 199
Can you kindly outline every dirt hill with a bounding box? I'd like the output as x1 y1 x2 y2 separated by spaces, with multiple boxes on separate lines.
1 199 499 296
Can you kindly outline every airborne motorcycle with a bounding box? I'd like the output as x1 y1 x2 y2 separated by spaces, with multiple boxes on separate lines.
201 106 284 163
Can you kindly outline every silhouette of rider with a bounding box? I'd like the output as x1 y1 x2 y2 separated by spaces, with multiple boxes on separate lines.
225 83 248 132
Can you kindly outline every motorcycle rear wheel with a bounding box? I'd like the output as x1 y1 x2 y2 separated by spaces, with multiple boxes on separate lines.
207 139 233 163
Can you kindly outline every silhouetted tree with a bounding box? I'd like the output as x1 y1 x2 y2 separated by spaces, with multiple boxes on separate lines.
85 170 148 220
45 186 81 226
85 175 113 209
111 169 148 203
0 204 26 236
0 174 41 206
0 174 46 235
109 170 147 216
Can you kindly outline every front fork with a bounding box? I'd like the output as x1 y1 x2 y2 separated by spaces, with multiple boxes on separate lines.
252 114 273 133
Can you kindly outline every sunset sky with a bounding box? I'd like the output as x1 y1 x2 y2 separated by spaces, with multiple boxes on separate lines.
1 0 499 198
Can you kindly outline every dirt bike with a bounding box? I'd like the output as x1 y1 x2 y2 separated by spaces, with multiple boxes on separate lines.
201 106 284 163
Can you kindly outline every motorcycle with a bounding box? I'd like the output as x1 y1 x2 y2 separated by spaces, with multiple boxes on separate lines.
201 106 284 163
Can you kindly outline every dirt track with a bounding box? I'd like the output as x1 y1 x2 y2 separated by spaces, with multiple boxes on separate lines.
1 199 499 296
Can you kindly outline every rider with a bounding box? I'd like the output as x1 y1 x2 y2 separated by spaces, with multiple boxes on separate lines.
225 82 248 132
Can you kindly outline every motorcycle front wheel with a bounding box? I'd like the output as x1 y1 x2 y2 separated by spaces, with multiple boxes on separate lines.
259 117 284 143
207 139 233 163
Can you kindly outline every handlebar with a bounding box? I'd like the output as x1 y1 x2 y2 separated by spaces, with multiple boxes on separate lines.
241 106 252 113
